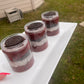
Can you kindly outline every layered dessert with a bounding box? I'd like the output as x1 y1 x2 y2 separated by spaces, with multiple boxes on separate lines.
0 33 34 72
24 21 48 52
41 11 59 36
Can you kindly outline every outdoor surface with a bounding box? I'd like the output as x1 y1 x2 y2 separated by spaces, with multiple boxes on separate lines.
0 0 84 84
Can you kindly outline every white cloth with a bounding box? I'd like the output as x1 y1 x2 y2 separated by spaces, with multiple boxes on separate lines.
0 22 77 84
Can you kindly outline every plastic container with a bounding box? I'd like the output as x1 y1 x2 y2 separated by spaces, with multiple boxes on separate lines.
0 33 34 72
41 11 59 36
24 20 48 52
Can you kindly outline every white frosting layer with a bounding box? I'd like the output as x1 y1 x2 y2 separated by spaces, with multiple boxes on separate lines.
47 25 59 32
9 54 33 67
31 38 47 47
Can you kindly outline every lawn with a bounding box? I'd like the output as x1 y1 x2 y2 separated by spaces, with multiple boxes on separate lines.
0 0 84 84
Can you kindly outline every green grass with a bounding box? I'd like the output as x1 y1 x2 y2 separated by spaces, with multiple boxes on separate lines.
0 0 84 84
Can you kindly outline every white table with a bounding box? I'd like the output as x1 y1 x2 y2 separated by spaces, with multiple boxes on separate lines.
0 22 77 84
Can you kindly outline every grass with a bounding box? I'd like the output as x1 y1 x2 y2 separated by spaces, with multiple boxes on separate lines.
0 0 84 84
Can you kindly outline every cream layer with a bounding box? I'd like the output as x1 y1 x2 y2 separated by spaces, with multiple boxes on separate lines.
9 54 33 67
47 25 59 32
31 38 47 47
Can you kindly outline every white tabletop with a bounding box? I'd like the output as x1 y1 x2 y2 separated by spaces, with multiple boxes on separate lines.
0 22 77 84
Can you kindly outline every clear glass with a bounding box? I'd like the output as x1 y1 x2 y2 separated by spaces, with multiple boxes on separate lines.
0 33 34 72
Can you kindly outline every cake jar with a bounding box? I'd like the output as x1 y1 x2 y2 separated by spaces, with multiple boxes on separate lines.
0 33 34 72
41 11 59 36
24 20 48 52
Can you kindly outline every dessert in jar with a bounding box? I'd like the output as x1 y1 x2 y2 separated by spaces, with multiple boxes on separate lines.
24 20 48 52
0 33 34 72
41 11 59 36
